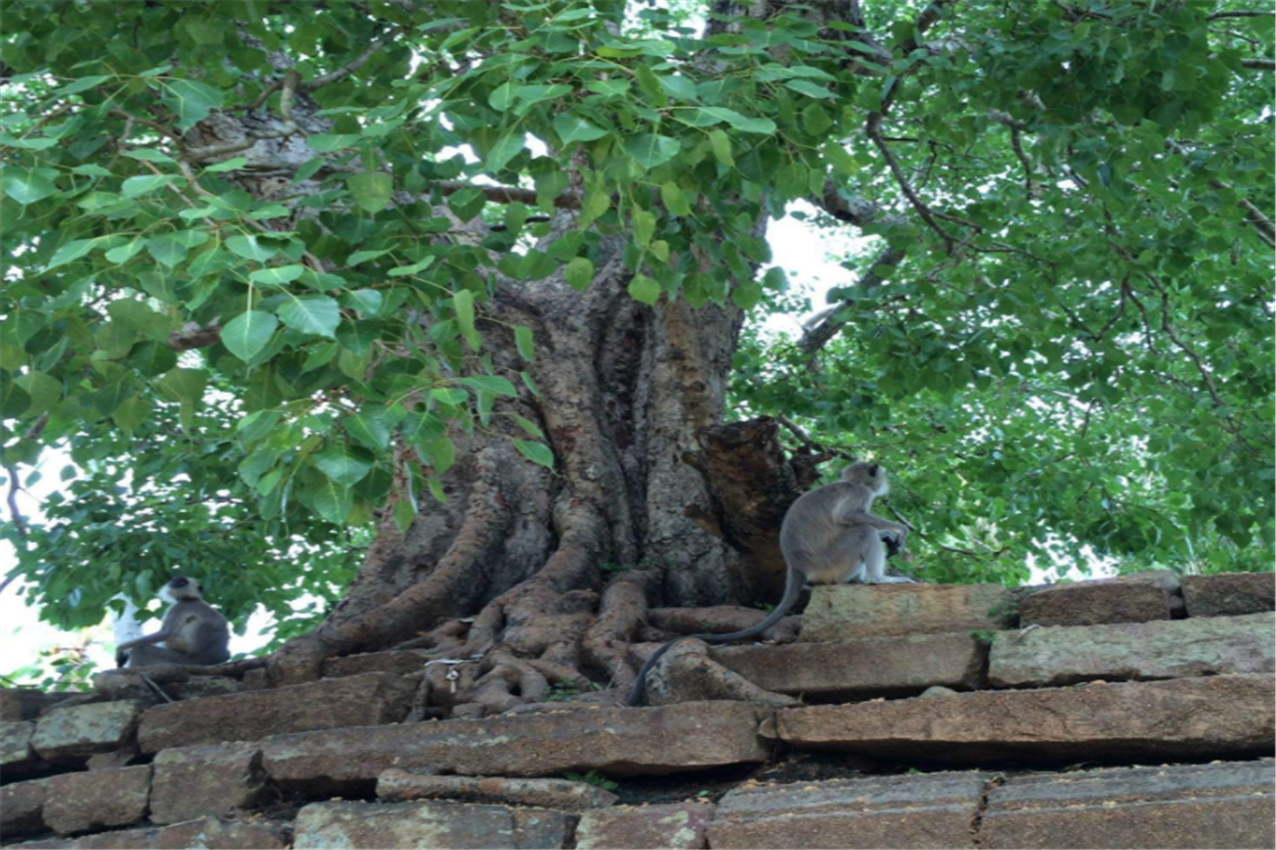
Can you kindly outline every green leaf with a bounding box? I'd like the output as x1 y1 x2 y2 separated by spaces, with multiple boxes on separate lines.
221 311 279 361
424 436 454 474
624 134 680 169
250 265 306 286
347 249 391 267
346 289 383 315
314 444 373 485
204 157 248 173
347 172 393 213
514 326 535 361
785 80 836 99
489 81 516 111
708 130 734 167
0 373 31 418
515 440 555 469
633 209 656 247
628 274 660 305
454 290 479 351
162 78 224 130
697 107 777 134
344 409 391 450
660 182 692 217
278 295 340 339
430 388 468 406
2 167 58 205
226 235 277 262
457 375 518 396
146 231 208 267
105 240 144 264
312 480 354 524
111 396 150 432
486 133 525 173
564 256 594 290
46 239 99 270
553 112 609 145
121 174 178 198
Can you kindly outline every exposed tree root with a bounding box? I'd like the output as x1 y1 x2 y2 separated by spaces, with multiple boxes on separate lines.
641 640 801 708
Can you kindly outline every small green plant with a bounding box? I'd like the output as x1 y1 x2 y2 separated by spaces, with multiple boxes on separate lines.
545 683 582 702
564 770 620 791
970 629 998 643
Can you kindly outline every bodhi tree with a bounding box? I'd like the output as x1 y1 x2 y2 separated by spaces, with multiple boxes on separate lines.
2 1 1271 705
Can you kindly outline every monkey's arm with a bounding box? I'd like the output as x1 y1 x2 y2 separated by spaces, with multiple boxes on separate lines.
839 508 908 539
115 611 178 665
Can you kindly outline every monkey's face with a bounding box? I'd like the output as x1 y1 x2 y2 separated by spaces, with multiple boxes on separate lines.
841 462 889 495
160 577 202 602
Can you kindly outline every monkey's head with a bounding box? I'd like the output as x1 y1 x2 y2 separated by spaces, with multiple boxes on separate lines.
159 576 203 603
841 461 888 495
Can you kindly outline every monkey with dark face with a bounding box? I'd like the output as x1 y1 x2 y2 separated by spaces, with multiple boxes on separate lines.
115 577 230 668
625 462 912 706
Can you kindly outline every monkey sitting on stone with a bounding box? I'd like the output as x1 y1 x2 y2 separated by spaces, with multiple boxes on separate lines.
115 577 230 668
626 461 913 706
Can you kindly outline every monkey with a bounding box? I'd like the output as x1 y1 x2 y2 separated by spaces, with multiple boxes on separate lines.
625 461 912 706
115 577 230 668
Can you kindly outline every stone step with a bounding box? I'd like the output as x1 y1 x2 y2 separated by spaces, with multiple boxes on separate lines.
1019 579 1173 627
292 800 575 849
31 700 145 761
712 632 987 699
775 674 1274 766
138 672 414 753
576 802 716 849
982 759 1275 849
14 816 290 849
1182 572 1275 617
261 701 767 792
989 612 1274 687
800 583 1012 641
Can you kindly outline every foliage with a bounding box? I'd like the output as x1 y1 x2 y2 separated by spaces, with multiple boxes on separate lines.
0 0 1271 642
563 770 620 791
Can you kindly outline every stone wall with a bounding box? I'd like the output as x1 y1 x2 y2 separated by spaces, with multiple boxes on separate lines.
2 570 1272 849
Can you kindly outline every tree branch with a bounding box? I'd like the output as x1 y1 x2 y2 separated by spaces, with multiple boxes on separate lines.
1241 57 1275 71
167 322 222 351
797 244 908 358
303 27 405 91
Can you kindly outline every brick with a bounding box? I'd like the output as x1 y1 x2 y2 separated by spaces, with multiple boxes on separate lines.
989 612 1275 687
981 760 1276 849
713 632 987 699
2 719 36 766
12 817 291 849
323 649 430 678
263 701 767 792
0 689 70 722
30 701 144 761
777 674 1274 765
292 801 574 849
709 771 987 849
576 802 715 849
801 583 1012 641
43 765 151 835
378 770 619 810
0 776 51 838
138 672 414 753
1182 572 1275 617
1019 581 1172 627
149 742 268 825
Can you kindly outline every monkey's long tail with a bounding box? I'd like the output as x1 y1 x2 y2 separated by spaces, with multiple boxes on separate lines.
624 565 805 707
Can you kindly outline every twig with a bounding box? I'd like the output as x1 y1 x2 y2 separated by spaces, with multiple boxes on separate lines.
1208 10 1274 20
3 413 49 543
1241 57 1275 71
303 27 404 91
775 416 852 459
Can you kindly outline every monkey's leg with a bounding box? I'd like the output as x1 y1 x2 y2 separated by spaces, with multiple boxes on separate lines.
126 645 193 668
860 533 914 584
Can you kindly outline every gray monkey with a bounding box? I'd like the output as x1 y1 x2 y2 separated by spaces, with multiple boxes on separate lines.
625 461 912 707
115 576 230 668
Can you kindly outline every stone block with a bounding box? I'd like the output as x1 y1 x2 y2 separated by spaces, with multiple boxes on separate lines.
1019 581 1172 627
0 776 51 838
0 688 70 721
1183 572 1275 617
378 769 618 810
293 801 574 849
709 771 987 849
31 701 143 760
801 583 1012 641
324 649 430 678
713 632 987 699
138 672 414 753
989 612 1275 687
576 802 715 849
981 759 1276 849
264 701 767 792
2 719 36 765
149 742 268 825
13 817 291 849
777 674 1274 765
164 677 244 701
43 765 151 836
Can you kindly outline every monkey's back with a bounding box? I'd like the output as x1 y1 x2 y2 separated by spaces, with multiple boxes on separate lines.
167 600 231 664
780 481 867 564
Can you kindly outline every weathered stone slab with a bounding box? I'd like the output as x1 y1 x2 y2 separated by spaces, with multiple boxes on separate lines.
981 759 1276 849
13 817 291 849
264 701 767 791
1019 581 1172 627
777 674 1274 765
709 771 987 849
138 672 414 753
44 765 151 835
576 802 715 849
0 776 51 838
149 742 268 824
989 612 1276 687
2 719 36 765
801 583 1012 641
378 769 618 810
1183 572 1275 617
713 633 987 699
30 701 143 760
293 801 574 849
1 688 70 721
324 649 430 678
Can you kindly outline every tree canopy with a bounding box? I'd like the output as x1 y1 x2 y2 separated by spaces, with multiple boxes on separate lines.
1 0 1271 680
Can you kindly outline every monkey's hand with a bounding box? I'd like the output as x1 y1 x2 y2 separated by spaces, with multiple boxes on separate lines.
114 648 129 668
883 531 904 558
